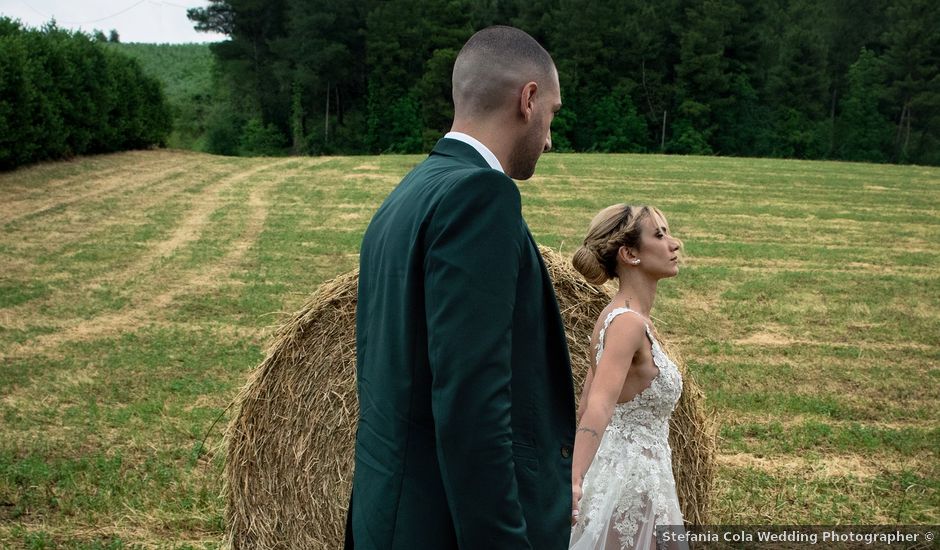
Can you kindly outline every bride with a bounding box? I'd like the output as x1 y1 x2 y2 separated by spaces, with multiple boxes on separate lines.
569 204 687 550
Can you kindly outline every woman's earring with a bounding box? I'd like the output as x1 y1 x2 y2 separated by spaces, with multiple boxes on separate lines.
632 259 640 265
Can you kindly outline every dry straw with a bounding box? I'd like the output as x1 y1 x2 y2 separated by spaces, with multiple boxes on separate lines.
223 246 716 549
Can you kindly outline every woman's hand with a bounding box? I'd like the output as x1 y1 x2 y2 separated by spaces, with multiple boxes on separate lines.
571 481 583 526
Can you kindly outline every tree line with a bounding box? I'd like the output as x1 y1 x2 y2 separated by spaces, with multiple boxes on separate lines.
0 18 171 170
189 0 939 165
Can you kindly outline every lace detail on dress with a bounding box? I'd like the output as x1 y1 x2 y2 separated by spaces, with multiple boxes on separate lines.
571 308 685 549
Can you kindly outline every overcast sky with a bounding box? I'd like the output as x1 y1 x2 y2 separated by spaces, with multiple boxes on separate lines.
0 0 228 43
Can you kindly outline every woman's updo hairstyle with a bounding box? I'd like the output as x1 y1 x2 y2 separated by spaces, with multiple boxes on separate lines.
572 204 661 285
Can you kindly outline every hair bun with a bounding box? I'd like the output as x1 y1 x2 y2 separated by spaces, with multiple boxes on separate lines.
572 245 609 285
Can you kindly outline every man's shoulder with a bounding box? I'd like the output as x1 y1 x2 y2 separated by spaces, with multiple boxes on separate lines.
409 154 514 197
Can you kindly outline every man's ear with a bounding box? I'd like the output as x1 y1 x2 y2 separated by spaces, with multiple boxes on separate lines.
519 81 538 121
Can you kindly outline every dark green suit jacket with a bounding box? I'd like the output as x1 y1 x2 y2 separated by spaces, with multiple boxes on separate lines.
346 138 576 549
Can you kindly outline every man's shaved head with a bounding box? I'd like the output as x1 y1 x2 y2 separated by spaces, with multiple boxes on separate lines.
452 26 557 119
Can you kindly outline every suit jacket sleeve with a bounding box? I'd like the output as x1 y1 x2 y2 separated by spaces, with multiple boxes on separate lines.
424 170 531 548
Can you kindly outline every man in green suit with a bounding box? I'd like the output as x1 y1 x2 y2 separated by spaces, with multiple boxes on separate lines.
346 26 575 549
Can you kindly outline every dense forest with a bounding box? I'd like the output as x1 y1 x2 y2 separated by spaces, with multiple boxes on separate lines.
189 0 939 165
0 19 171 170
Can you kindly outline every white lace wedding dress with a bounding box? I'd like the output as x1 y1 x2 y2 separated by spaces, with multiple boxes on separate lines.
569 308 687 550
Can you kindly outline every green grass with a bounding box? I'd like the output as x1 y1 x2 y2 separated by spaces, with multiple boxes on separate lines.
0 150 937 546
721 420 939 455
715 466 939 524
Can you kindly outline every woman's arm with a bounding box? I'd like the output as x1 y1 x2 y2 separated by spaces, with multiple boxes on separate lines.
575 363 594 424
570 314 646 520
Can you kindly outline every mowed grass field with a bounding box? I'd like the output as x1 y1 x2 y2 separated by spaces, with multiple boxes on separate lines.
1 149 937 547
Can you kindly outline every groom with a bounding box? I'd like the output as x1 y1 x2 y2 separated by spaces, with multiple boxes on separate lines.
345 26 575 549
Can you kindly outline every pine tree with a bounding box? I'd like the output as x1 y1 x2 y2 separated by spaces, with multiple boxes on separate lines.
764 0 831 158
274 0 366 153
880 0 940 164
836 48 891 162
364 0 472 153
672 0 745 153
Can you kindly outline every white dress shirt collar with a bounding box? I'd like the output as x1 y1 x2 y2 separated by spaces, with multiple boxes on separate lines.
443 131 504 173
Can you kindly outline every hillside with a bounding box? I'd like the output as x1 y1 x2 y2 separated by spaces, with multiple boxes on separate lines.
105 42 216 150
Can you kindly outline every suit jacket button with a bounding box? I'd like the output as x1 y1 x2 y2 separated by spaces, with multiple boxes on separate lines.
561 446 571 458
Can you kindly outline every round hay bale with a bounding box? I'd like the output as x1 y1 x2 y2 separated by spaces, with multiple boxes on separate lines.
223 246 716 549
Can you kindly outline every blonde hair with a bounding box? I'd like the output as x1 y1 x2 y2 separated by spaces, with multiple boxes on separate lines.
572 204 670 284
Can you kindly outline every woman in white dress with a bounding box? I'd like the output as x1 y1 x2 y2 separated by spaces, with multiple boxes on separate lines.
569 204 687 550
